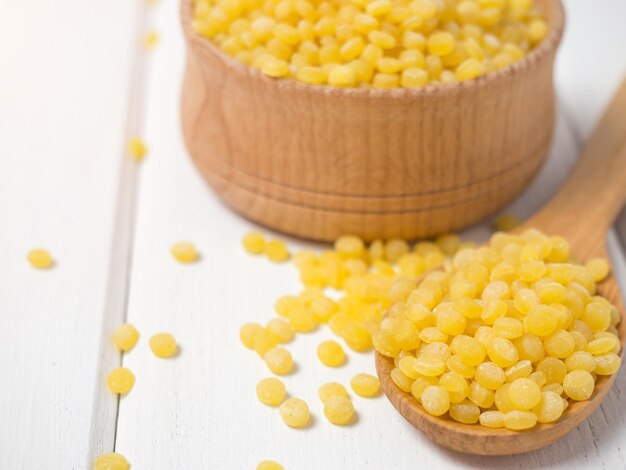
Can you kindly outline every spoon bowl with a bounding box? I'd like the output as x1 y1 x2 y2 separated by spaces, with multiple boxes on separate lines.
376 78 626 455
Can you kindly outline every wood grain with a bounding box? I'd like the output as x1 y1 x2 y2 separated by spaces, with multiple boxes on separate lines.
180 0 565 241
376 77 626 456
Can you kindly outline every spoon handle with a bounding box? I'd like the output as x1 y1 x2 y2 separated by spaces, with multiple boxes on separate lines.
529 77 626 247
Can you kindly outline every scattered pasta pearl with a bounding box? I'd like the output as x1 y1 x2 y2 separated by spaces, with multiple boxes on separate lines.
171 242 199 263
317 340 346 367
106 367 135 395
350 373 380 397
279 398 310 428
113 324 140 352
256 377 286 406
242 232 266 254
149 333 178 358
264 346 293 375
240 322 265 349
323 395 355 425
127 138 147 161
257 461 284 470
319 382 348 402
267 318 295 343
143 31 159 49
264 240 290 262
27 249 54 269
94 452 129 470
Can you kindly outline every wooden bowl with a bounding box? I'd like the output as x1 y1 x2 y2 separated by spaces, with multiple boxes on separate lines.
180 0 565 242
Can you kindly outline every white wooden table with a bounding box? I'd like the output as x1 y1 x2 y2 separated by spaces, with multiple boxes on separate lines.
1 1 625 468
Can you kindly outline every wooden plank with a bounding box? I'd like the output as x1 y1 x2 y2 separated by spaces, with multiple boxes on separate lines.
116 2 626 470
0 1 141 468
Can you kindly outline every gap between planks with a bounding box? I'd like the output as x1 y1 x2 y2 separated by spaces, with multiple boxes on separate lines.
86 1 155 465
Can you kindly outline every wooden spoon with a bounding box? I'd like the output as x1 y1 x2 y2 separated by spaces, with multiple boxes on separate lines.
375 78 626 456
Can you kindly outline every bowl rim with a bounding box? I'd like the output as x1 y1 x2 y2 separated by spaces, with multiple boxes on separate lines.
181 0 565 99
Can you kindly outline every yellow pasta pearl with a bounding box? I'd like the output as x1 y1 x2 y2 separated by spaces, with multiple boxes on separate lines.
585 258 610 282
544 329 575 358
536 357 567 384
143 31 159 49
436 307 466 336
317 340 346 367
240 322 265 349
524 305 557 336
563 370 595 401
106 367 135 395
594 353 621 375
296 66 327 84
351 373 380 397
366 0 392 17
264 346 293 374
149 333 178 358
427 32 456 56
475 362 505 390
279 398 310 428
447 355 476 379
468 381 494 408
259 57 290 77
113 324 140 352
514 334 545 363
264 240 290 262
421 385 450 416
171 242 199 263
439 372 470 403
323 395 355 425
533 390 564 423
493 317 523 340
127 138 147 161
487 337 519 368
508 377 541 410
266 318 294 343
242 231 266 254
319 382 348 402
479 410 504 428
94 452 129 470
340 37 365 61
449 400 480 424
372 72 400 89
328 65 356 86
256 377 286 406
257 461 284 470
504 410 537 430
586 336 619 356
451 335 486 366
528 18 548 44
376 57 402 74
368 30 397 49
505 360 532 382
353 13 379 34
334 235 365 258
27 249 54 269
565 350 596 372
455 58 483 80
